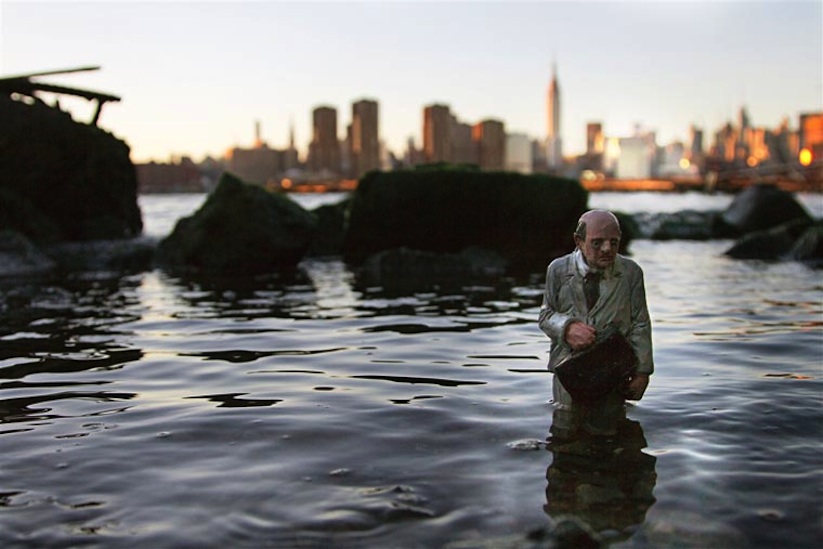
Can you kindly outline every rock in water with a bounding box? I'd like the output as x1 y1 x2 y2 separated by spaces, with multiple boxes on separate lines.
342 167 588 274
157 172 316 275
720 184 812 235
0 94 142 242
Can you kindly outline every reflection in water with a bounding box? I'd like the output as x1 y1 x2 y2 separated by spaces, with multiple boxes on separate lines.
545 406 657 542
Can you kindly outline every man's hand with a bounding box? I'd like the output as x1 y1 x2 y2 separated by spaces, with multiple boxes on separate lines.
624 373 650 400
565 321 597 351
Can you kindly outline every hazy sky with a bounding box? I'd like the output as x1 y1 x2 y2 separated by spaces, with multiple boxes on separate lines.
2 0 821 163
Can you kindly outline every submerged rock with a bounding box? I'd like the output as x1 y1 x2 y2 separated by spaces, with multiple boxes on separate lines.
785 221 823 266
157 172 316 275
724 218 814 260
632 210 724 240
0 230 57 278
357 246 508 292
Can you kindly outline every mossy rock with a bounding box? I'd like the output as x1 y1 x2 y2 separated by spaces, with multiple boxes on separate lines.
157 172 316 275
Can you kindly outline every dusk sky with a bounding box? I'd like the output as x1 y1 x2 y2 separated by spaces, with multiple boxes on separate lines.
2 1 821 164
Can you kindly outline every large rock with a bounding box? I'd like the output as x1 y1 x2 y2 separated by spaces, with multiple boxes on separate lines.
157 173 316 275
724 218 813 260
0 95 142 242
720 184 812 235
343 168 588 274
306 198 350 257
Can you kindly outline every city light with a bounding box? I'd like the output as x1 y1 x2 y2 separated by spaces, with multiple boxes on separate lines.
799 148 813 167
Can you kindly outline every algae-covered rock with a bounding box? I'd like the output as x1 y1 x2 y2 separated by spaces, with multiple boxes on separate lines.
157 172 316 275
0 95 142 242
343 167 588 273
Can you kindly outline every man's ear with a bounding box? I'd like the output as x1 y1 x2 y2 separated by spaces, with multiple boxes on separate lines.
573 236 583 249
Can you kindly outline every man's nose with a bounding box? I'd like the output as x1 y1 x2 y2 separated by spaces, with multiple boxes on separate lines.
601 241 613 253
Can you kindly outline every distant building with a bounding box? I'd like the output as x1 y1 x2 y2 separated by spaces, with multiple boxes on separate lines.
473 119 505 170
308 106 341 175
403 136 424 167
451 119 476 165
545 62 562 169
613 133 656 179
136 156 205 193
224 121 293 186
423 103 452 163
586 122 604 154
225 145 282 186
350 99 380 178
799 112 823 163
505 133 532 174
687 124 704 166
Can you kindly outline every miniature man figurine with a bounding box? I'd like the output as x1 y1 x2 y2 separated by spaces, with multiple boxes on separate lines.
538 210 654 433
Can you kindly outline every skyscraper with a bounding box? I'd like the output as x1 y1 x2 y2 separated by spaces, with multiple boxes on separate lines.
308 106 341 174
350 99 380 178
423 104 452 163
473 119 506 170
546 62 562 168
586 122 604 155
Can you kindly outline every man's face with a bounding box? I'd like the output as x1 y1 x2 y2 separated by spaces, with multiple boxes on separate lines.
576 218 621 270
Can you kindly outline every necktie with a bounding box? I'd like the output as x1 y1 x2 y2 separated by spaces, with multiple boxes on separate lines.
584 272 600 310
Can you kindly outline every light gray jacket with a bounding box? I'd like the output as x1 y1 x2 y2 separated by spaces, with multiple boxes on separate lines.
538 251 654 375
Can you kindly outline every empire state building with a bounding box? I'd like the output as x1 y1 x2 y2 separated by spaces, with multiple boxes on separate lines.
546 63 562 169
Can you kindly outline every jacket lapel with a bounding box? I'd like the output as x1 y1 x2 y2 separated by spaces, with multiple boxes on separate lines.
589 256 624 317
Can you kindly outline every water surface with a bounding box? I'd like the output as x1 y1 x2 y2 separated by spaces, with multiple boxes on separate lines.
0 192 820 548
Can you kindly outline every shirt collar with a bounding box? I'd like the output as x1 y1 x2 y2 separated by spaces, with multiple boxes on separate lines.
574 248 617 278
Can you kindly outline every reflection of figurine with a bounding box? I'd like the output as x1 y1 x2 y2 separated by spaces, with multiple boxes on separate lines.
544 406 657 542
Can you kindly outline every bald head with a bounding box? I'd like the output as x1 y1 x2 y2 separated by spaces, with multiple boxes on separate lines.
574 210 621 241
574 210 622 270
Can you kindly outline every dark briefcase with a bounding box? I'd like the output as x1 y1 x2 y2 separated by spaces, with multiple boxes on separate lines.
554 326 638 404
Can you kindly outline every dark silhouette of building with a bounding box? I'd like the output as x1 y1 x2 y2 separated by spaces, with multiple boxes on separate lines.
423 103 452 163
473 119 506 170
350 99 380 178
308 106 341 175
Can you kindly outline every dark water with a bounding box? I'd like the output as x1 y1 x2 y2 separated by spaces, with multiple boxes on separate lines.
0 192 821 548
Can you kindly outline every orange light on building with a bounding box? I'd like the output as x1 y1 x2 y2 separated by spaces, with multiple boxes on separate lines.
281 178 293 190
799 148 813 167
746 156 758 167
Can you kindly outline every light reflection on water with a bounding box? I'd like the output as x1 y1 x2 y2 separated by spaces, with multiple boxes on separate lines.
0 193 820 548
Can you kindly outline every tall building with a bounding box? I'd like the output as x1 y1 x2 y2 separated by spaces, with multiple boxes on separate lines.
687 125 704 160
473 119 505 170
799 112 823 162
451 119 476 165
423 103 452 163
546 62 562 168
350 99 380 178
586 122 604 154
308 106 341 174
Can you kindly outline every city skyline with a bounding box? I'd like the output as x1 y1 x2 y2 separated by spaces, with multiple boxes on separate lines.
2 1 821 163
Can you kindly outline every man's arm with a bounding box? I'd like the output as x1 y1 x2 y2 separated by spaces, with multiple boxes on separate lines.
626 265 654 400
538 263 575 344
